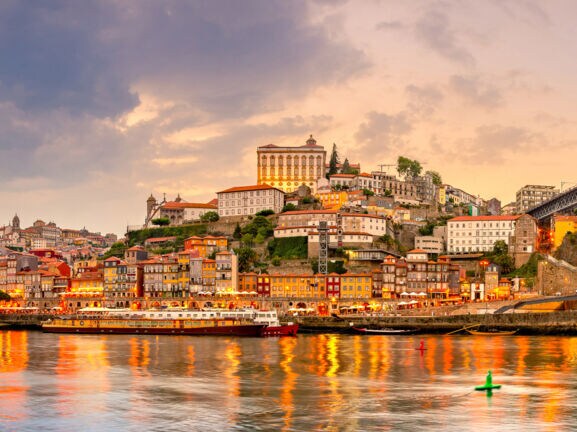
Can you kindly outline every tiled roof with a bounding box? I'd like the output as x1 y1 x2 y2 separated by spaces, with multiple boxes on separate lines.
280 210 337 215
449 215 522 222
217 184 284 194
162 202 217 210
330 174 356 179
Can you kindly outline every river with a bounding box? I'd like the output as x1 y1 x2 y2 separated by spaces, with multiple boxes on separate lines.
1 331 577 431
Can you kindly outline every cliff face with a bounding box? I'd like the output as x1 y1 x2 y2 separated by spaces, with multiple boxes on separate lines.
554 232 577 266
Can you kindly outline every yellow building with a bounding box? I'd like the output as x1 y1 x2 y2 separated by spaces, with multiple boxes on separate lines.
339 274 372 299
438 185 446 205
315 190 348 210
552 215 577 251
162 258 180 296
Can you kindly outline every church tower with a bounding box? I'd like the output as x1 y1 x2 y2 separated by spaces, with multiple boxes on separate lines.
12 214 20 230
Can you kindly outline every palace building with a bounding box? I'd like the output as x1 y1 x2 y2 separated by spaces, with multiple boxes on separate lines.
257 135 326 193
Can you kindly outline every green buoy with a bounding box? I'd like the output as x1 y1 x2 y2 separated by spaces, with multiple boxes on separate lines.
475 370 502 391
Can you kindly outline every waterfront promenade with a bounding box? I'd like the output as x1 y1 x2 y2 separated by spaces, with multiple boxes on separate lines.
4 309 577 335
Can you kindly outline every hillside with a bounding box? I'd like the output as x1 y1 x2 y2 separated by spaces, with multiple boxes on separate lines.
554 232 577 266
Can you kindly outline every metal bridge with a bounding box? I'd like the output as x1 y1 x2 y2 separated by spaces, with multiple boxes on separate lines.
527 184 577 222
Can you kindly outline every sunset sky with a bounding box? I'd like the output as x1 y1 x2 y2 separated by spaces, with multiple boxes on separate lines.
1 0 576 236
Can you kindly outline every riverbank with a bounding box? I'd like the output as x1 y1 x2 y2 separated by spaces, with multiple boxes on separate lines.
4 311 577 335
290 311 577 335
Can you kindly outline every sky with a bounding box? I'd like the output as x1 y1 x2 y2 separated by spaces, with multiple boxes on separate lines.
1 0 577 236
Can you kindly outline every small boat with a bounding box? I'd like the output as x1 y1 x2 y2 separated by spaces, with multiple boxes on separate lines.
466 329 517 336
351 327 418 335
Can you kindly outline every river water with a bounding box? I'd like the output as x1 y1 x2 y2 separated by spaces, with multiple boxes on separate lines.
2 331 577 431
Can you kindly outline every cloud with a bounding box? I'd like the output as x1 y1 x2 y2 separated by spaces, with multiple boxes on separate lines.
449 75 503 109
405 84 444 118
376 21 405 31
414 7 475 66
354 111 414 160
456 124 545 164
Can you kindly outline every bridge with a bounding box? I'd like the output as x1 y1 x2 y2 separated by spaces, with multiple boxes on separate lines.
528 184 577 222
495 294 577 314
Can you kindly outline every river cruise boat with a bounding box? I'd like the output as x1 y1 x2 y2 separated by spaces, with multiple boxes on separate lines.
204 308 298 337
42 308 266 337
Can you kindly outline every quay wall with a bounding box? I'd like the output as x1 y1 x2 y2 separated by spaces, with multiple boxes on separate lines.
4 312 577 335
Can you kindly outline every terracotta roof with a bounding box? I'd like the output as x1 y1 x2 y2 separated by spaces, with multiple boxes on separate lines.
554 215 577 222
408 249 427 253
449 215 521 222
259 143 279 148
280 210 337 215
162 202 217 210
144 237 177 243
341 213 386 220
330 174 356 179
217 184 284 194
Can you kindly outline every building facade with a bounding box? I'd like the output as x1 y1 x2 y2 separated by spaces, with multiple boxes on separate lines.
447 215 522 254
217 184 285 217
257 135 326 193
516 185 559 214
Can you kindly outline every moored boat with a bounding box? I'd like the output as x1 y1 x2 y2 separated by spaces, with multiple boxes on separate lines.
466 329 517 336
42 309 266 337
205 308 298 336
351 327 418 335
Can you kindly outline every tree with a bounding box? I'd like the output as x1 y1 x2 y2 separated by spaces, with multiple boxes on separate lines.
233 223 242 240
102 242 127 259
384 189 392 197
234 247 258 273
0 290 10 302
397 156 422 178
341 158 352 174
151 217 170 226
362 188 374 197
327 143 340 178
426 170 442 186
256 209 274 216
200 211 219 223
241 233 254 247
282 203 297 213
492 240 508 255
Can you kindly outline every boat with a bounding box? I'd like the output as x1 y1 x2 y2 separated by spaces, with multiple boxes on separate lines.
466 329 517 336
350 327 418 335
42 309 266 337
42 307 298 337
205 308 298 336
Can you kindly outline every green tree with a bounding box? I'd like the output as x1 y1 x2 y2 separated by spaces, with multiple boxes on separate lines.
492 240 508 255
282 203 297 213
151 217 170 226
234 247 258 273
341 158 352 174
397 156 422 178
233 223 242 240
200 211 220 223
241 233 254 247
362 188 374 197
256 209 274 216
102 242 128 259
0 290 10 302
384 189 392 197
426 170 442 186
327 143 340 178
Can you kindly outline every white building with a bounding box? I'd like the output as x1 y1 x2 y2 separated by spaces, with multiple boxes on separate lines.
160 202 218 225
217 184 285 217
447 215 521 254
415 236 445 254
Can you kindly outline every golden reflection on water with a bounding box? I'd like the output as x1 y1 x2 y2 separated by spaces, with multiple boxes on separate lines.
55 336 110 418
279 336 297 432
0 331 28 423
223 341 241 425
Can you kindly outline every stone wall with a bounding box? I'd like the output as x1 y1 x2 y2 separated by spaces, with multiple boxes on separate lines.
537 257 577 296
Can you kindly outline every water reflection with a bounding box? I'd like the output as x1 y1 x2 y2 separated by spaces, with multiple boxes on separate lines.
2 332 577 431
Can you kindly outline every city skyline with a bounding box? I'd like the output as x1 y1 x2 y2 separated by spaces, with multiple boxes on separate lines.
2 1 577 235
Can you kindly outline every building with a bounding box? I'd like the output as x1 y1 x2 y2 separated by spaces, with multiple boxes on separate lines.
447 215 522 254
414 236 445 255
257 135 327 193
516 185 559 214
552 215 577 251
159 201 218 225
215 251 238 293
217 184 285 217
183 236 227 258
